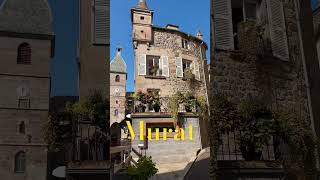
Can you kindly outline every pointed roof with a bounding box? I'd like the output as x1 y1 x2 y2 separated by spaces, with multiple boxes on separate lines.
137 0 148 10
0 0 53 35
110 48 127 74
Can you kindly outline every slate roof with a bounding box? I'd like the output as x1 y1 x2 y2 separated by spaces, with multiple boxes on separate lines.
0 0 53 34
110 48 127 74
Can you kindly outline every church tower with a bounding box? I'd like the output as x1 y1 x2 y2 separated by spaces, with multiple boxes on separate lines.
131 0 153 46
110 48 127 125
0 0 54 179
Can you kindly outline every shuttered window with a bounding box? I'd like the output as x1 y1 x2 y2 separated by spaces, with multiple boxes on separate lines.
176 57 183 78
267 0 289 60
138 54 147 76
93 0 109 45
161 56 169 77
213 0 234 50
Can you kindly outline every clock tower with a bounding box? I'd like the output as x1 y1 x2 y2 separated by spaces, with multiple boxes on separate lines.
110 48 127 125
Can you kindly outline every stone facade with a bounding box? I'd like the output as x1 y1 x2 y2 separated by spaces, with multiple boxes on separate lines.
0 0 53 179
134 28 208 98
110 48 127 125
130 1 209 179
210 0 319 178
0 30 53 180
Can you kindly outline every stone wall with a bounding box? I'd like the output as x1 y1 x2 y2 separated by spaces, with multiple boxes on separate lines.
134 29 208 98
210 0 310 122
110 73 126 125
0 36 50 180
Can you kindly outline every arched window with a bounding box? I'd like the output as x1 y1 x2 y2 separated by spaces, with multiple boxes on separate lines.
19 121 25 134
17 43 31 64
115 75 120 82
14 151 26 173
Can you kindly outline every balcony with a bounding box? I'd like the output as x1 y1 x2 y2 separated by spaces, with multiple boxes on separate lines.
133 97 198 114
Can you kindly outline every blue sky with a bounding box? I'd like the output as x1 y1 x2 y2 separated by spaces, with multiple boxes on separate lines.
111 0 210 92
0 0 318 95
48 0 79 96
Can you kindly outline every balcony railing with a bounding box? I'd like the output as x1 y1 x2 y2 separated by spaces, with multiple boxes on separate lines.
133 97 197 113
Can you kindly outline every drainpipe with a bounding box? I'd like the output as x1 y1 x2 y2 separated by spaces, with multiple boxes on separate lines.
293 0 319 169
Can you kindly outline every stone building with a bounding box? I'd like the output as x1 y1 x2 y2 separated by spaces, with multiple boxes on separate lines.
130 0 209 179
110 48 127 126
0 0 54 179
210 0 320 178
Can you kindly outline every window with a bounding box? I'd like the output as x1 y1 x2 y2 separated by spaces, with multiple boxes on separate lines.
146 122 176 138
17 43 31 64
114 109 118 117
92 0 108 44
146 55 161 76
138 55 169 77
19 121 25 134
244 1 257 21
140 16 145 20
18 99 30 109
182 59 192 77
182 39 189 49
146 123 175 133
14 151 26 173
176 58 200 80
116 100 118 104
115 75 120 82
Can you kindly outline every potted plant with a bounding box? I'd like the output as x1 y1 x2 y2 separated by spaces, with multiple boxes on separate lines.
185 92 196 112
153 100 161 112
134 91 147 112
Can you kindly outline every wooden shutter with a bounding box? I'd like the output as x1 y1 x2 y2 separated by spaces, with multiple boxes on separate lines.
195 62 200 81
138 54 146 76
93 0 109 44
266 0 289 60
161 56 169 77
213 0 234 50
176 57 183 78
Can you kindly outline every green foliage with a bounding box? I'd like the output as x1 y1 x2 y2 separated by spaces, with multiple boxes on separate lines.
133 90 161 112
273 110 318 179
169 91 208 124
127 156 158 180
238 100 275 156
210 94 319 179
44 91 107 151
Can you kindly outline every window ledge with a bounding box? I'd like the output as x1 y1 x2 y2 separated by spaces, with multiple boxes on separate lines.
144 76 166 79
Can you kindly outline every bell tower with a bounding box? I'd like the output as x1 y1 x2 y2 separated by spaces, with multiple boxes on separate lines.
131 0 153 46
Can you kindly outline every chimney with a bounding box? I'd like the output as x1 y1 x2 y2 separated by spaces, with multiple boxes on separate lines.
166 24 179 31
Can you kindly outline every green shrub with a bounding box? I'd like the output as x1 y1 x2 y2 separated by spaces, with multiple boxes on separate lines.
127 156 158 180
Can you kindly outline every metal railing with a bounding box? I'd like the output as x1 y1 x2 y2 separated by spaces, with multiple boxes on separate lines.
133 97 197 113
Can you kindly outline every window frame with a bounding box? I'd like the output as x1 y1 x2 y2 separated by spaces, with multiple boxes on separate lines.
14 151 26 173
17 43 31 65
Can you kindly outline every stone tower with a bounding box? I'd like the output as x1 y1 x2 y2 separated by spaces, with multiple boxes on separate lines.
131 0 153 45
110 48 127 125
0 0 54 179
